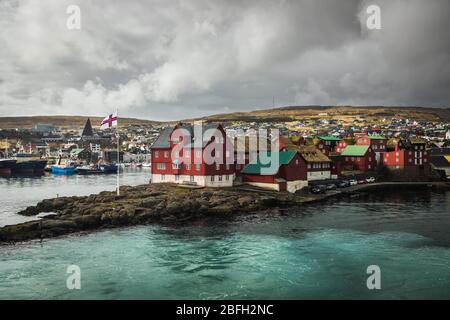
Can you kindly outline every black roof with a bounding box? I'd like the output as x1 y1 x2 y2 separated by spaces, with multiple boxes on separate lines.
430 156 450 168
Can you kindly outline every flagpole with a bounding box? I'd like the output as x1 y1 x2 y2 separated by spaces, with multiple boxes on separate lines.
116 108 120 196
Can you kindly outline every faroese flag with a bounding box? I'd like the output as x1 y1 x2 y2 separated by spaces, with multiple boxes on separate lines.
100 114 118 130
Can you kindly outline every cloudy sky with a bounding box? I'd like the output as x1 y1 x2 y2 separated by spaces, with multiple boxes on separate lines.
0 0 449 120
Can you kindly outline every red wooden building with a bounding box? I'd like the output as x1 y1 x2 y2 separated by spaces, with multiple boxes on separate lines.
241 151 308 193
339 145 376 172
316 136 341 156
355 135 387 164
150 123 236 187
382 138 430 172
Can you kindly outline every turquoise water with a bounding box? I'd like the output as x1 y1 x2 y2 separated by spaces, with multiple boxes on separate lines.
0 168 151 226
1 188 450 299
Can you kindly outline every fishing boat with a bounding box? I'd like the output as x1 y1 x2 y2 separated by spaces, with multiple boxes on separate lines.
99 163 118 174
51 164 76 175
75 165 102 175
13 153 48 175
0 159 17 175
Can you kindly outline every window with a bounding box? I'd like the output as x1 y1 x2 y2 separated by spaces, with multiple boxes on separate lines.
226 175 229 181
307 164 311 169
175 175 180 181
218 175 223 182
216 164 220 171
155 151 159 157
184 150 190 157
164 151 169 158
196 164 201 171
226 164 230 170
296 159 299 165
172 163 181 169
226 150 230 157
368 165 371 169
190 176 195 183
186 164 191 170
196 150 201 157
157 163 166 170
161 174 165 181
211 176 215 182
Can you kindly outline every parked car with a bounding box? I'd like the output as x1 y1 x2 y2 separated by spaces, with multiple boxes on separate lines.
311 185 327 194
349 179 358 186
337 180 350 188
357 179 366 184
366 177 376 183
326 184 337 190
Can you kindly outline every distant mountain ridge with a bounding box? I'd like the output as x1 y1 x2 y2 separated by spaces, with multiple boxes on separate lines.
193 106 450 123
0 116 160 130
0 106 449 129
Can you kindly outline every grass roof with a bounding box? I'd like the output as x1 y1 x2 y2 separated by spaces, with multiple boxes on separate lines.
340 145 370 157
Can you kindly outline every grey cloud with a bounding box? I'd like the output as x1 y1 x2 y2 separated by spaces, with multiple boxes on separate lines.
0 0 449 120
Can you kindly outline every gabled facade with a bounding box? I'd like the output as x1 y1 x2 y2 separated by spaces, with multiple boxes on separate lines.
278 137 332 181
382 138 430 171
241 151 308 193
316 136 341 156
150 123 236 187
355 135 387 164
339 145 376 172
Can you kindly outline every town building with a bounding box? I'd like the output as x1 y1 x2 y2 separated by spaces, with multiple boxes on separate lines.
355 135 387 164
150 123 236 187
316 136 341 155
382 138 430 172
339 145 377 172
241 151 308 193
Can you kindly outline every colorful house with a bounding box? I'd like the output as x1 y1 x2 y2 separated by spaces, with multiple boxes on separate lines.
339 145 376 172
150 123 236 187
335 138 354 154
382 138 430 172
278 137 332 180
355 135 387 164
316 136 341 155
241 151 308 193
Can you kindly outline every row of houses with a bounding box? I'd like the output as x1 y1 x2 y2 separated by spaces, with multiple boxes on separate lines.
150 122 438 193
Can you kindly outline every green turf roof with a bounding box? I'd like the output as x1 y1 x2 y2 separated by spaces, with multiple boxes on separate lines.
241 151 297 175
340 145 370 157
367 135 386 140
318 136 341 141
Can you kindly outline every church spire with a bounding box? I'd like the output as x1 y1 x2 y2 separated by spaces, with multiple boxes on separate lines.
81 118 94 137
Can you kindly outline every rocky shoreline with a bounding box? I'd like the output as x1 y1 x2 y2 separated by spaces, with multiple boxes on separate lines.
1 182 449 244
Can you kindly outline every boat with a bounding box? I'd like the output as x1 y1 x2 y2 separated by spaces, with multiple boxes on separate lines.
0 159 17 175
75 165 102 175
99 164 118 174
142 162 151 168
11 153 48 175
32 160 48 174
51 164 76 175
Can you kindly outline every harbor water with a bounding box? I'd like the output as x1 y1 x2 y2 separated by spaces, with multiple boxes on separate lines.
1 171 450 299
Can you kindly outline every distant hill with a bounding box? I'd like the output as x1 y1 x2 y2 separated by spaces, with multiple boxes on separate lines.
0 116 161 130
193 106 450 123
